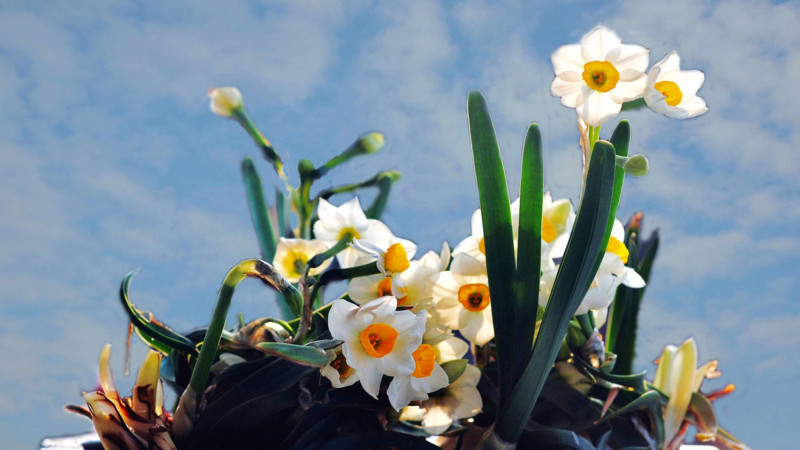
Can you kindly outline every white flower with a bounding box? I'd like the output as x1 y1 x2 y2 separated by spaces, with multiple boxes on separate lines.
540 192 577 270
540 219 645 315
427 331 469 364
644 51 708 119
328 297 426 399
208 87 243 118
399 365 483 435
352 237 417 277
312 197 394 268
320 347 359 388
348 259 430 311
273 238 331 283
431 253 494 346
387 344 449 411
551 26 649 126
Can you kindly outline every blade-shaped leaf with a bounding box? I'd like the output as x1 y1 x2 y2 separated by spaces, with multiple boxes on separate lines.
256 342 329 367
689 392 718 437
119 271 197 355
468 91 517 406
518 428 597 450
242 157 278 262
594 390 665 449
514 123 544 377
365 174 394 220
495 141 617 443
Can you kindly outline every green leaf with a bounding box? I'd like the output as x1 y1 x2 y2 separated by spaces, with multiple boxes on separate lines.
518 428 597 450
620 98 646 111
319 431 440 449
495 141 617 443
441 359 468 383
574 353 647 393
276 188 290 238
242 157 278 262
688 392 718 437
119 271 197 355
514 124 544 378
595 390 665 449
467 91 518 407
256 342 329 367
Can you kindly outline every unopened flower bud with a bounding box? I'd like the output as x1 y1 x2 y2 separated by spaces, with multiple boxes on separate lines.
623 154 649 177
358 132 385 154
208 87 243 118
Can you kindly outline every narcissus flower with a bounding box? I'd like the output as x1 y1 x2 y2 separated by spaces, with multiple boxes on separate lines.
352 237 418 277
208 87 243 118
386 344 449 410
273 238 331 283
453 199 519 263
321 347 359 388
328 296 426 399
645 51 708 119
399 364 483 435
551 27 649 126
313 197 394 268
431 253 494 345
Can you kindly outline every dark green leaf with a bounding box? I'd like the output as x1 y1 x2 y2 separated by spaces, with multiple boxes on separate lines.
257 342 329 367
620 98 646 111
518 428 597 450
319 431 440 449
365 175 393 220
242 157 277 262
514 124 544 378
119 271 197 355
495 141 617 443
595 391 664 449
574 353 647 393
441 359 468 383
468 90 517 407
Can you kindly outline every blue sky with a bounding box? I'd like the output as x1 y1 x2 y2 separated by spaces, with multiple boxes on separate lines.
1 0 798 448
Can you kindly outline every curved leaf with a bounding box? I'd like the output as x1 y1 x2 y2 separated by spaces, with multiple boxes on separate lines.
119 271 197 355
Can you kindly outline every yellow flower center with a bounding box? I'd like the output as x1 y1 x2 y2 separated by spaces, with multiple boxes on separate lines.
281 251 308 279
360 323 398 358
411 344 436 378
383 243 410 273
337 227 361 241
582 61 620 93
542 216 557 243
376 277 409 305
330 350 354 382
478 237 486 255
654 80 683 106
458 283 491 312
606 236 629 264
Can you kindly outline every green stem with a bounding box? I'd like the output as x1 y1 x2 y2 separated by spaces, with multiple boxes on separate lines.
232 108 292 192
188 259 303 397
576 313 594 339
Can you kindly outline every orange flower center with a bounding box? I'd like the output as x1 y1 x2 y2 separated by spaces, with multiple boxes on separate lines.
478 237 486 255
458 283 491 312
542 216 557 243
376 277 409 305
654 80 683 106
330 350 353 381
411 344 436 378
606 236 629 264
582 61 620 93
383 243 410 273
359 323 398 358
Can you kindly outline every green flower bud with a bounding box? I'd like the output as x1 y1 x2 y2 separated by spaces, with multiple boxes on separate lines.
623 154 649 177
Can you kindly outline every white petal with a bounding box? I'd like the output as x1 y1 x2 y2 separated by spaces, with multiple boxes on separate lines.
621 268 646 288
421 405 454 435
581 27 621 61
469 208 484 238
610 77 647 103
362 219 394 247
609 44 649 73
460 311 494 345
672 70 705 98
450 253 486 277
551 44 585 74
348 274 384 305
388 375 415 411
577 92 622 126
358 360 384 399
411 364 450 396
339 197 368 231
356 296 398 328
328 299 358 341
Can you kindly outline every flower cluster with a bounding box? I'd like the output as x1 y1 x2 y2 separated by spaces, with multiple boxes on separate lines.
551 26 707 126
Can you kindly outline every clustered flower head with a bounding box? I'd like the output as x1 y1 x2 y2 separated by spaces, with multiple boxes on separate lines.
550 26 707 125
